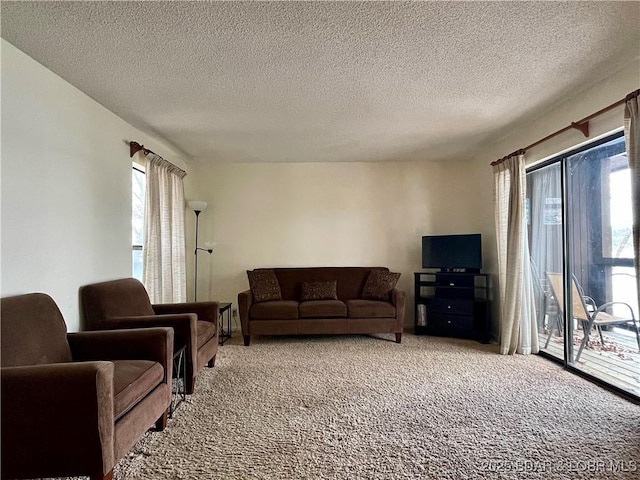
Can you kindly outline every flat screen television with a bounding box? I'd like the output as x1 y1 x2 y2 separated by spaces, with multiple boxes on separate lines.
421 234 482 272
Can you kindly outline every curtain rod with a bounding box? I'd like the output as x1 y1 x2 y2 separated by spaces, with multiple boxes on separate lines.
129 141 186 175
490 89 639 166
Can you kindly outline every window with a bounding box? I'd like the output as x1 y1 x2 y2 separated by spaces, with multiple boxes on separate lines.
132 164 145 281
604 154 636 317
606 158 634 259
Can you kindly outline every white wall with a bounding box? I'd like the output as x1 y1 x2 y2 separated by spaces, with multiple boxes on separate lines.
1 40 189 331
473 62 640 167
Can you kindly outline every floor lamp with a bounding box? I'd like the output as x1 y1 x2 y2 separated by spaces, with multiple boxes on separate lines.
187 200 213 301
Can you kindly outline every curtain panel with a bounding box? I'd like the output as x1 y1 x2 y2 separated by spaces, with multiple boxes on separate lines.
624 89 640 314
143 154 187 303
493 153 538 355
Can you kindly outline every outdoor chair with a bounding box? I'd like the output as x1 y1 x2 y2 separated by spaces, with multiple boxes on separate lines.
1 293 173 480
546 272 640 361
530 259 561 342
81 278 219 394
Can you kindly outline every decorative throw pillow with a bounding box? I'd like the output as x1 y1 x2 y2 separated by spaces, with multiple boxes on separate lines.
247 269 282 303
300 281 338 301
362 270 401 301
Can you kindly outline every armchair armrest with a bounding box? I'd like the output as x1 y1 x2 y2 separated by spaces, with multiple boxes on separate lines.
153 301 219 324
593 302 637 322
93 314 196 355
1 362 115 478
68 327 173 382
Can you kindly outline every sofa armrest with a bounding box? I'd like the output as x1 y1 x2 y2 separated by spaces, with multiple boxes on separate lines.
238 289 253 333
1 362 115 478
153 301 219 324
68 327 173 383
390 288 406 331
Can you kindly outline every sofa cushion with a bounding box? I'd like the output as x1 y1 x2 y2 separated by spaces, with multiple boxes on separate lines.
299 300 347 319
346 299 396 318
250 301 299 320
112 359 164 420
362 270 401 301
247 269 282 303
272 267 387 301
197 320 216 348
300 281 338 301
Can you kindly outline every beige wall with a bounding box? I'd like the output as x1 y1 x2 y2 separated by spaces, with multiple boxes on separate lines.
0 40 189 331
184 160 491 328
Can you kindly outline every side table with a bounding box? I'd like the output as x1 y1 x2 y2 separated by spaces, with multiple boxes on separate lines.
170 345 186 418
218 302 232 345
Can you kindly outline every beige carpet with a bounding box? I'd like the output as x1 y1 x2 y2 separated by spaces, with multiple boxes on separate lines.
108 334 639 480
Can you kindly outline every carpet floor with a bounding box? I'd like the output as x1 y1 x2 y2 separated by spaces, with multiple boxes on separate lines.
103 333 640 479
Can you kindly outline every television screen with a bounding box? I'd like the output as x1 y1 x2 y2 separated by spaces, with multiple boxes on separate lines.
422 234 482 272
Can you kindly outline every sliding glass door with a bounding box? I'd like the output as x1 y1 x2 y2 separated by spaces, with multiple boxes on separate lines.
528 131 639 398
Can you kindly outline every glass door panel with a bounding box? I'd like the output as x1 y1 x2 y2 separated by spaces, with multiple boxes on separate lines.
560 134 638 396
527 163 564 360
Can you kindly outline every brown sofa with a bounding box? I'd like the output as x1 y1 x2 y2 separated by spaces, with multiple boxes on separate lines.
239 267 406 346
1 293 173 480
80 278 219 394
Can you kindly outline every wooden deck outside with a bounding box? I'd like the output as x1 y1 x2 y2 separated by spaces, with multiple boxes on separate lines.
539 327 640 397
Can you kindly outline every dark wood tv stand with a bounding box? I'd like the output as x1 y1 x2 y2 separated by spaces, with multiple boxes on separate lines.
414 271 490 343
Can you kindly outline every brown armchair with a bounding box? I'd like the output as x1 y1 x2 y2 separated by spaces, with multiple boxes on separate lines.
1 293 173 480
80 278 219 394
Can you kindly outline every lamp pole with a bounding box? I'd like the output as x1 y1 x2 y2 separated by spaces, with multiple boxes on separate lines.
187 200 213 302
193 209 202 301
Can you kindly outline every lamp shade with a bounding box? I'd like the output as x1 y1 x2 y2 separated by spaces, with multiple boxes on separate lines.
187 200 208 212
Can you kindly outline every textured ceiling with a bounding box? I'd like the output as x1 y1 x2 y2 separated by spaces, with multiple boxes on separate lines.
2 1 639 164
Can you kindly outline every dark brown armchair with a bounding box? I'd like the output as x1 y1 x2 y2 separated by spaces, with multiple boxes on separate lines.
80 278 219 394
1 293 173 480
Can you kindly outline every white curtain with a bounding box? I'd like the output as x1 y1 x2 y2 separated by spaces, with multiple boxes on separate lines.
624 89 640 314
494 152 538 354
143 153 187 303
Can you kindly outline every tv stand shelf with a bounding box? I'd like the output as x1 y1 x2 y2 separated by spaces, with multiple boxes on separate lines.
414 271 490 343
